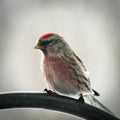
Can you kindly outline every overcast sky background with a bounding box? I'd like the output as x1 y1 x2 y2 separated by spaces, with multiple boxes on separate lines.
0 0 120 120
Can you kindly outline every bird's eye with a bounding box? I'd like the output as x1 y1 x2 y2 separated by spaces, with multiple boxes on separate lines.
39 40 53 46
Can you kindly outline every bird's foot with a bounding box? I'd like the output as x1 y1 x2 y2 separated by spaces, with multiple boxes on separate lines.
77 94 85 103
44 88 58 96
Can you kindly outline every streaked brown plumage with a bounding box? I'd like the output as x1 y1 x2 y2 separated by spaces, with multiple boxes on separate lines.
34 33 112 113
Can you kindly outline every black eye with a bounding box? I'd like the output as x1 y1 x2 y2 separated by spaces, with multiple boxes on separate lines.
39 40 53 46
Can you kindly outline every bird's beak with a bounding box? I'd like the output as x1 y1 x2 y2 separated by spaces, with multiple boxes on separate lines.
34 44 43 49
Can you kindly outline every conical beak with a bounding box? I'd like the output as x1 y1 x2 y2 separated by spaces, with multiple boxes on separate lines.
34 44 43 49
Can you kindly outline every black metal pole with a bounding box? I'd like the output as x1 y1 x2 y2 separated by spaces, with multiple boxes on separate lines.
0 92 119 120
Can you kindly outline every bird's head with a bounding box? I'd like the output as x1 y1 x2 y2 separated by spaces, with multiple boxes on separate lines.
34 33 71 56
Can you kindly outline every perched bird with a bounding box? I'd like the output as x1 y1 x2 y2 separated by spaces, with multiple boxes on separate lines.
34 33 111 113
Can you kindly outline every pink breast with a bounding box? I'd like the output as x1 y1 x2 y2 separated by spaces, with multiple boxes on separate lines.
42 56 73 81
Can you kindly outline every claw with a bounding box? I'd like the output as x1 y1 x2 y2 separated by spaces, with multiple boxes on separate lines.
77 94 85 103
44 88 49 93
43 88 58 95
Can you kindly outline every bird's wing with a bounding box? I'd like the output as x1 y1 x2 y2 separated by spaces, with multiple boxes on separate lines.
73 52 89 79
73 52 87 71
73 52 100 96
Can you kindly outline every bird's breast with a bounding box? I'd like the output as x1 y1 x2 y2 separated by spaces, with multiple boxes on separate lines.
42 56 73 81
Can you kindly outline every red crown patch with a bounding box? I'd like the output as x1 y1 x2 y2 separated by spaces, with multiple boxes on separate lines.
40 33 53 39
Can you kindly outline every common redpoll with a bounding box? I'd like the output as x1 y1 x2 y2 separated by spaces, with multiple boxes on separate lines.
34 33 111 113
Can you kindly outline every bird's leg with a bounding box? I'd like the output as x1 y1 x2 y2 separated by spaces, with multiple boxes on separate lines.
77 94 85 103
44 88 52 94
44 88 58 96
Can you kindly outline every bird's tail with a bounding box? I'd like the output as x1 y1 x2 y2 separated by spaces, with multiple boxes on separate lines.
84 95 113 115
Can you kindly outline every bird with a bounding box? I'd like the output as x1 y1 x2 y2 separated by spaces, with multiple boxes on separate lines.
34 33 111 113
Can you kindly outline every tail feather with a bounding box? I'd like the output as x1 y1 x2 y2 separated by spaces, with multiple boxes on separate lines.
84 95 114 115
92 89 100 96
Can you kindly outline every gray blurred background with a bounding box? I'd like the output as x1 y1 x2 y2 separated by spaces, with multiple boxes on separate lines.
0 0 120 120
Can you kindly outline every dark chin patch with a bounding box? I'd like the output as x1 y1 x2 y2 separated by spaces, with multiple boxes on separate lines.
42 48 48 55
